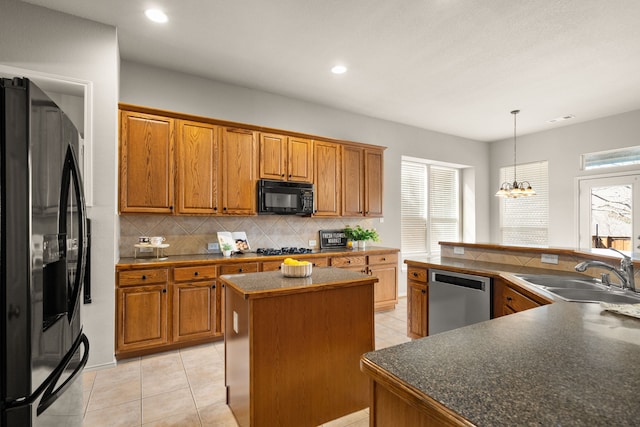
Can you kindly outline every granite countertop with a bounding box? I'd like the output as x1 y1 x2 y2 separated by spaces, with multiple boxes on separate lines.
219 266 378 299
116 245 398 268
362 258 640 425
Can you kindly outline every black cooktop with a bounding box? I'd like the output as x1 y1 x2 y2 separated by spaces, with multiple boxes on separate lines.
255 247 313 256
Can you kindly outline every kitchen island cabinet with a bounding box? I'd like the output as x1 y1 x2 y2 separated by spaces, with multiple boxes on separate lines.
220 268 377 427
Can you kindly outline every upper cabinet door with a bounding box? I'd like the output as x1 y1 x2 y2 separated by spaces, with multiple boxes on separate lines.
313 141 341 217
221 127 258 215
287 137 313 182
259 133 287 180
364 149 384 217
119 111 175 213
176 120 219 215
342 146 365 217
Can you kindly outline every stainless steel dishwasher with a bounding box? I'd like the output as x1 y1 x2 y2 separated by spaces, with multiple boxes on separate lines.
428 268 492 335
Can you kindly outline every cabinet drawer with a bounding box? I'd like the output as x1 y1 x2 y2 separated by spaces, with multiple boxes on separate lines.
504 286 540 313
261 260 283 272
308 257 329 267
331 256 366 267
369 253 398 265
174 265 217 282
118 269 168 286
220 263 259 275
407 267 427 283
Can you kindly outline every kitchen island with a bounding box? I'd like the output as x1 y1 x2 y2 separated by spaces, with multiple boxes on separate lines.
361 250 640 426
220 267 377 427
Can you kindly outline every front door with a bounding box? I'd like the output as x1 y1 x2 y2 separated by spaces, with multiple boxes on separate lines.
578 173 640 252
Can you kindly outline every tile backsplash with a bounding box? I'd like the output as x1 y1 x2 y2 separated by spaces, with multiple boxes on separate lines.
119 215 376 258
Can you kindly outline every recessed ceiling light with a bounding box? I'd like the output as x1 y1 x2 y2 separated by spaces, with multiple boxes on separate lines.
145 9 168 23
331 65 347 75
547 114 575 123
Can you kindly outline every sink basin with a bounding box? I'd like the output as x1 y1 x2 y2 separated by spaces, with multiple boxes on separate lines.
515 274 640 304
514 274 603 290
545 288 640 304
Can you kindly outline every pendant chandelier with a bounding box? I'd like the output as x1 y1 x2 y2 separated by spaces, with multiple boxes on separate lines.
495 109 536 198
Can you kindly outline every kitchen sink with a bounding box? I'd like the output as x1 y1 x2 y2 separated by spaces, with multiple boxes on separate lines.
515 274 640 304
514 274 603 290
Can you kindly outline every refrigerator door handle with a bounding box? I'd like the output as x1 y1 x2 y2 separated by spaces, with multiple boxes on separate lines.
4 332 89 411
37 333 90 415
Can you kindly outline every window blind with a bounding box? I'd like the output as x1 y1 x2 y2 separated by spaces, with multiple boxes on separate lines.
499 161 549 245
401 160 460 255
401 161 427 254
429 166 460 253
582 145 640 170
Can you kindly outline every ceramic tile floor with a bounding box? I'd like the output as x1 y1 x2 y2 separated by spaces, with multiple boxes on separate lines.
82 297 410 426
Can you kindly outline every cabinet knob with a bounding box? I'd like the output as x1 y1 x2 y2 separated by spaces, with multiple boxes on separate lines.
194 271 199 276
212 285 216 289
239 268 243 272
278 266 282 270
381 257 386 261
421 289 426 294
281 174 285 177
169 206 174 210
365 211 369 215
412 272 418 277
506 296 513 302
223 207 227 211
214 207 218 212
347 260 351 264
288 174 292 178
162 288 167 293
141 275 147 280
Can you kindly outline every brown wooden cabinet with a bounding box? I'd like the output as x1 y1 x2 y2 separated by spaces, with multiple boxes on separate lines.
172 265 220 342
342 146 384 217
368 253 398 311
119 110 175 213
116 268 169 354
259 133 313 182
220 127 258 215
175 120 219 215
406 266 428 339
330 251 398 311
494 278 549 317
313 140 341 217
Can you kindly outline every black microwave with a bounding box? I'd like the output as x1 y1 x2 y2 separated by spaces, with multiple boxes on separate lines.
258 179 314 215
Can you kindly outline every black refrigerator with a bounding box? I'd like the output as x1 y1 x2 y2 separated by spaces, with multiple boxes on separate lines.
1 77 89 426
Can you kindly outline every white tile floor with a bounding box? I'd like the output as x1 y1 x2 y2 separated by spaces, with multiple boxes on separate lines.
82 297 409 426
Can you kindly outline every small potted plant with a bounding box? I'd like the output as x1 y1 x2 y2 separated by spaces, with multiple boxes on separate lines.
344 225 380 249
221 242 234 257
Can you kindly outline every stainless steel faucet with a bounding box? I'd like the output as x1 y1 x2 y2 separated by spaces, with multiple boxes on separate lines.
575 248 636 292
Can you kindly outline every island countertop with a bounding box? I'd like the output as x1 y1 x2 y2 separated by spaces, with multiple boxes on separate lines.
219 266 378 299
361 257 640 426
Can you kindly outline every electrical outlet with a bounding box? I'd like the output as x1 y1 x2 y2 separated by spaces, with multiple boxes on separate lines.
379 217 384 223
207 242 219 251
541 254 559 264
233 311 239 334
453 247 464 255
308 239 317 247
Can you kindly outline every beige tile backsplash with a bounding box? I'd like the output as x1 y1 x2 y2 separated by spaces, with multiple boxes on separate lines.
119 215 376 258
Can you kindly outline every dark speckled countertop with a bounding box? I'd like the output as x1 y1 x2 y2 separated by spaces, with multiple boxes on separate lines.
362 259 640 426
219 267 377 299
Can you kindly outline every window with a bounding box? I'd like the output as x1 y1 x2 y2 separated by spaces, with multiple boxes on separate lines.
499 161 549 245
401 159 460 255
581 146 640 170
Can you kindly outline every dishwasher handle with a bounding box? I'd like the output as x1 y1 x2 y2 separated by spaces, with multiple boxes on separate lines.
431 270 490 292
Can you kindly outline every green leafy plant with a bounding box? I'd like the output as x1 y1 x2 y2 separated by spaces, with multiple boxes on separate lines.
344 225 380 242
221 243 234 251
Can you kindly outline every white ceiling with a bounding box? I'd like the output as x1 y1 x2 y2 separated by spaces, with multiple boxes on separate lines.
23 0 640 141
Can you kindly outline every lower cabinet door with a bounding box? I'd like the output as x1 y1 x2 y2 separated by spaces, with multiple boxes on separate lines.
172 281 219 342
117 284 169 352
407 281 428 339
369 264 398 311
